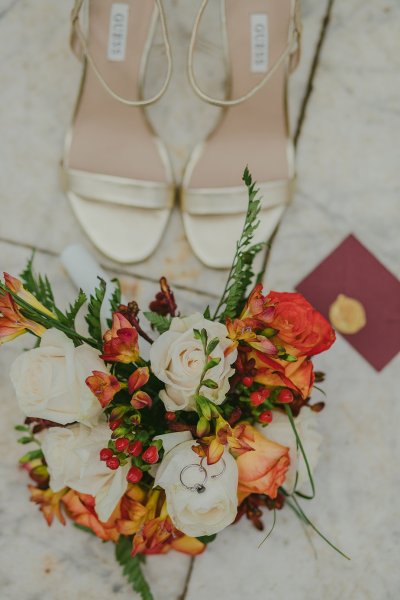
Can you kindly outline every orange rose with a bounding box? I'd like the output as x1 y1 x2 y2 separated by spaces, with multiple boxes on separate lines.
252 348 315 400
236 424 290 503
267 291 335 356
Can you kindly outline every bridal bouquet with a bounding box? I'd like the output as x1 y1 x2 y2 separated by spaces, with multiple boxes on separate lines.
0 171 347 599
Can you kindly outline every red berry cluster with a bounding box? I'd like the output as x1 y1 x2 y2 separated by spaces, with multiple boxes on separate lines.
242 383 295 425
99 412 161 484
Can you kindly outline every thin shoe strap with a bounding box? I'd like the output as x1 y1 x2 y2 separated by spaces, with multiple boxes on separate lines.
188 0 302 108
70 0 172 107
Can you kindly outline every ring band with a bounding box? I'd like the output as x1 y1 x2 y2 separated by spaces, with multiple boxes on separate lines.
180 463 208 493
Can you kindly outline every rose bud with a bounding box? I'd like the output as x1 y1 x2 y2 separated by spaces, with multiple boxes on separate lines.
142 445 159 464
242 376 253 387
127 440 143 457
106 456 120 470
126 466 143 484
165 411 176 422
259 410 273 424
100 448 113 461
250 388 271 407
277 389 294 404
115 437 129 452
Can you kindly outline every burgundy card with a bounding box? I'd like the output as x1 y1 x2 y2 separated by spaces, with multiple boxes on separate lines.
296 235 400 371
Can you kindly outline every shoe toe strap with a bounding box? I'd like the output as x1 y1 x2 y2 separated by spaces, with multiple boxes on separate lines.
181 179 295 216
61 167 174 210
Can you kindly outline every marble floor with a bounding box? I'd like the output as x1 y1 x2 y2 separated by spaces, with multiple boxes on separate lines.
1 1 399 599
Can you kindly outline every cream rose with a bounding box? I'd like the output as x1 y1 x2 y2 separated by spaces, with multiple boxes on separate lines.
259 407 322 493
41 422 129 522
10 328 105 426
149 313 237 412
155 433 238 537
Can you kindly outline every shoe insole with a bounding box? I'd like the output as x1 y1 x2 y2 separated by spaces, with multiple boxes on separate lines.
189 0 292 189
67 0 168 183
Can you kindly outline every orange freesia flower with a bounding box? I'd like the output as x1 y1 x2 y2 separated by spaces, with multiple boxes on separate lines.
226 317 276 355
62 490 121 542
131 390 153 410
240 283 275 327
101 312 140 364
252 348 315 400
86 370 121 408
236 424 290 503
0 291 46 343
132 498 204 557
4 273 56 318
29 485 68 526
194 416 255 465
116 486 148 536
127 367 152 409
128 367 150 393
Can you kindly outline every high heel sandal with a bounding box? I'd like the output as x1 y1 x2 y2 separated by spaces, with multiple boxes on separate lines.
61 0 174 263
181 0 301 268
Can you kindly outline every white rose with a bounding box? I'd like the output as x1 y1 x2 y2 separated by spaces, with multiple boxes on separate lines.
260 407 322 493
149 313 237 412
10 328 105 426
155 433 238 537
41 422 129 522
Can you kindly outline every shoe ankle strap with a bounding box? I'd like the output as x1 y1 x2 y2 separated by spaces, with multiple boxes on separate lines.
70 0 172 106
188 0 302 108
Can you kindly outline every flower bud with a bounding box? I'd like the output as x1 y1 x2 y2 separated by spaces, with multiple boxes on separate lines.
100 448 113 461
142 445 159 464
126 466 143 484
277 389 294 404
115 437 129 452
106 456 120 470
127 440 143 457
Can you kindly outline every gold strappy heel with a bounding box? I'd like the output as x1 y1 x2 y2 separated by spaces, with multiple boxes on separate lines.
181 0 301 268
61 0 174 264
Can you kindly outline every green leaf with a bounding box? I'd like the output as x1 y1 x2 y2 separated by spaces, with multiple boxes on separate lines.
213 168 264 321
204 357 221 371
258 509 277 548
115 536 154 600
283 492 351 560
85 278 107 347
19 252 55 311
203 305 211 319
109 279 122 314
57 289 87 329
202 379 218 389
197 534 217 544
284 405 315 499
14 425 29 432
19 449 43 463
193 328 208 351
206 337 219 355
17 436 33 445
143 311 171 334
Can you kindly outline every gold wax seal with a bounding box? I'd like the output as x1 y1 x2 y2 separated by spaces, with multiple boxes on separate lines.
329 294 367 334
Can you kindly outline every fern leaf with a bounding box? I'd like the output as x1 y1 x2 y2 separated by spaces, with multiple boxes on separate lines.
115 537 154 600
19 253 55 311
213 168 263 321
85 278 106 347
143 311 171 334
109 279 122 314
55 290 87 329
